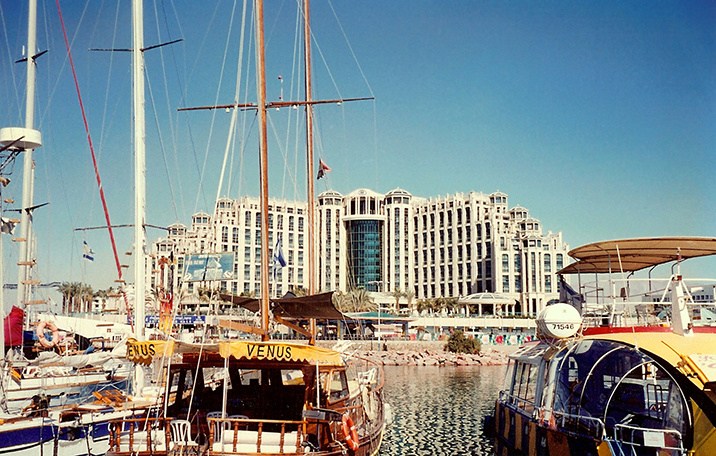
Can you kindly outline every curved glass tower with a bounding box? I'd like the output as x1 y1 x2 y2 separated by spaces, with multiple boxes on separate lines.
347 219 382 291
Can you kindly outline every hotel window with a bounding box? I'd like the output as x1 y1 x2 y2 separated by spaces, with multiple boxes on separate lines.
544 254 551 273
530 252 537 292
502 254 509 273
556 254 564 270
503 276 510 293
545 275 552 293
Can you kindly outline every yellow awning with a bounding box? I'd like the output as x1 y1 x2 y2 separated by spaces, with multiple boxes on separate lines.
126 338 176 365
125 338 344 367
219 341 344 366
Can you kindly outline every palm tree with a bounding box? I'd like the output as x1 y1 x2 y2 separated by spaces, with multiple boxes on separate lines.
59 282 73 314
390 288 403 314
335 288 376 313
405 289 416 315
416 298 430 316
79 283 94 313
69 282 82 313
352 288 377 312
445 297 459 315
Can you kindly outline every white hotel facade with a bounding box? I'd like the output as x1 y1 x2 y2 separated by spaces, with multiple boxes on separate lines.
150 189 569 317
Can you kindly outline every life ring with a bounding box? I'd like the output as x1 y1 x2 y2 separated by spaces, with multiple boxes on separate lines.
36 321 59 349
341 414 359 452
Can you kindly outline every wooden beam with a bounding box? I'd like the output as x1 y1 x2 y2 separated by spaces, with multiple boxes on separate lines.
218 319 266 337
274 315 312 340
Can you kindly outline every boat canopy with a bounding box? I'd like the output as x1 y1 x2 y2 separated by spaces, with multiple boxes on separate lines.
219 291 344 320
558 237 716 274
125 338 344 367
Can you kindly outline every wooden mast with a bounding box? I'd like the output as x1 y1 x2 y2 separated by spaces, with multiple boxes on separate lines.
255 0 270 341
303 0 317 344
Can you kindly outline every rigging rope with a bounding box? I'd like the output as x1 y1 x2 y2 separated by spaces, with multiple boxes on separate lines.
54 0 128 309
216 0 249 206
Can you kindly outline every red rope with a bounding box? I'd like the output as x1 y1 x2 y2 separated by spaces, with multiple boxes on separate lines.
55 0 131 319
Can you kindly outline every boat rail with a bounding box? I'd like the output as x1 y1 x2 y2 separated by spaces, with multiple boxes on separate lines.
576 276 716 328
107 416 172 454
612 423 684 453
581 301 716 329
208 417 306 455
551 410 606 440
497 392 606 441
498 391 538 415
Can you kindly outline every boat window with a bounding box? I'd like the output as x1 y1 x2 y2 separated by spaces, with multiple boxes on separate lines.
325 369 349 403
509 361 538 413
550 340 690 443
282 369 305 385
203 367 232 390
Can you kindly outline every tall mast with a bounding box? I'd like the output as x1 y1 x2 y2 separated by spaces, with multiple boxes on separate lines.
255 0 270 340
17 0 40 311
132 0 146 390
303 0 317 343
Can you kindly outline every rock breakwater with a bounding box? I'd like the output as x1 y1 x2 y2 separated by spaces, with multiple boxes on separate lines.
354 348 508 366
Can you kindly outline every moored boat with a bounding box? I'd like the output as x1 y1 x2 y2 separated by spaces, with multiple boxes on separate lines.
103 0 387 453
105 332 386 455
491 237 716 455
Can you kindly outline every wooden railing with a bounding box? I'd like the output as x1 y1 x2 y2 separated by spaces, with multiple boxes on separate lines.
107 416 171 454
208 417 306 455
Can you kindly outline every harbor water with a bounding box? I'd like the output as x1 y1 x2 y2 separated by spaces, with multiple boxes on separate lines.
381 365 507 455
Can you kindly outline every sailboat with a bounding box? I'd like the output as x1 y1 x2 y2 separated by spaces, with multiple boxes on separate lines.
104 1 387 455
0 1 165 454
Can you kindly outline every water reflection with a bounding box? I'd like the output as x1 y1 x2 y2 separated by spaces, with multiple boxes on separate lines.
381 365 506 456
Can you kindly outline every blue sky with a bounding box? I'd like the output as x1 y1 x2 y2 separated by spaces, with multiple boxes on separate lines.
0 0 714 297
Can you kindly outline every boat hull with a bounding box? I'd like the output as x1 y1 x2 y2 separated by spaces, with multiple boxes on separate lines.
494 402 609 456
0 417 112 456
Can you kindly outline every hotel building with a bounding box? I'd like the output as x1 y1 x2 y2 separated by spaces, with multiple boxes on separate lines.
150 189 569 317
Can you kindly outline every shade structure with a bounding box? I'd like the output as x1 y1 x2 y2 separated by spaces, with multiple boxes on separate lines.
558 237 716 274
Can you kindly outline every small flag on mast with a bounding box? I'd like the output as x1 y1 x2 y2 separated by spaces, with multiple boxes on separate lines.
317 159 331 180
273 237 287 268
82 240 95 262
272 236 287 280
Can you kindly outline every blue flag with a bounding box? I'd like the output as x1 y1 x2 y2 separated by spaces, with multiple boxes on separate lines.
273 237 287 268
82 240 95 262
